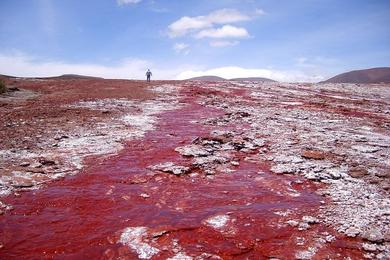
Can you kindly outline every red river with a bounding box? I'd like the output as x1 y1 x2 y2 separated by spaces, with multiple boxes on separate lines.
0 86 363 259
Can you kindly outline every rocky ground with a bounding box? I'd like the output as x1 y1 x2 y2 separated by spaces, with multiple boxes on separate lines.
0 78 176 196
0 77 389 259
190 81 390 259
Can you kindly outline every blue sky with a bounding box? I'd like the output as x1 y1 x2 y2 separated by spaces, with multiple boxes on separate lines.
0 0 389 81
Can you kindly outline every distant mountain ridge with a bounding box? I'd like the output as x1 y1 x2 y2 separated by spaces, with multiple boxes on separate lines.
230 77 276 82
323 67 390 83
187 76 226 81
0 74 16 79
0 74 103 80
187 75 276 82
43 74 103 80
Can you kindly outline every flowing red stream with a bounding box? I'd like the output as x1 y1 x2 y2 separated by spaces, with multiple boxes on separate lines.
0 86 363 259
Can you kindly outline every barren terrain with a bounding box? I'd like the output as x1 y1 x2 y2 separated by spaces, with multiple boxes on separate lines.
0 78 389 259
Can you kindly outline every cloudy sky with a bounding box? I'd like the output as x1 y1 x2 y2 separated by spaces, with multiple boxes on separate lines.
0 0 389 82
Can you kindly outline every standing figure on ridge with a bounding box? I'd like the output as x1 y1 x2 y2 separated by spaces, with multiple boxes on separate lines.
146 69 152 82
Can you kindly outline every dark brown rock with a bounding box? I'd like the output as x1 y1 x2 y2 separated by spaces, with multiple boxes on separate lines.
11 177 34 188
39 158 56 166
349 167 368 178
301 150 326 160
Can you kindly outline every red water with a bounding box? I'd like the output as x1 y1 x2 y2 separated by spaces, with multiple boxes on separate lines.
0 86 363 259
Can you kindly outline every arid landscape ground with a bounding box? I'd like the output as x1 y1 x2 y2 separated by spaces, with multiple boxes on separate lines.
0 77 389 259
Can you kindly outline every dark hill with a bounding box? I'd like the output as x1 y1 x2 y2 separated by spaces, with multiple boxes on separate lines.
322 67 390 83
187 76 226 81
231 77 276 82
0 74 103 80
44 74 103 80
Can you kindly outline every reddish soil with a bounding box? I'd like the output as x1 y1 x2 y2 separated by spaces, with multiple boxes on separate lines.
0 78 167 150
0 80 369 259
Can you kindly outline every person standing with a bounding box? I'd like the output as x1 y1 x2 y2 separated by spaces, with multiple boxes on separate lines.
146 69 152 82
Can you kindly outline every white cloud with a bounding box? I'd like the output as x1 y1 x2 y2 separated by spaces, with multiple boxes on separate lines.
176 66 325 82
168 16 211 38
117 0 142 5
168 9 252 37
209 40 239 47
208 8 251 24
168 17 212 38
195 25 249 39
173 43 190 55
0 52 180 80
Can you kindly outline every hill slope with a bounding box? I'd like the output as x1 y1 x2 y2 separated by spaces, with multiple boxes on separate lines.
323 67 390 83
187 76 226 81
231 77 276 82
44 74 103 80
0 74 103 80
